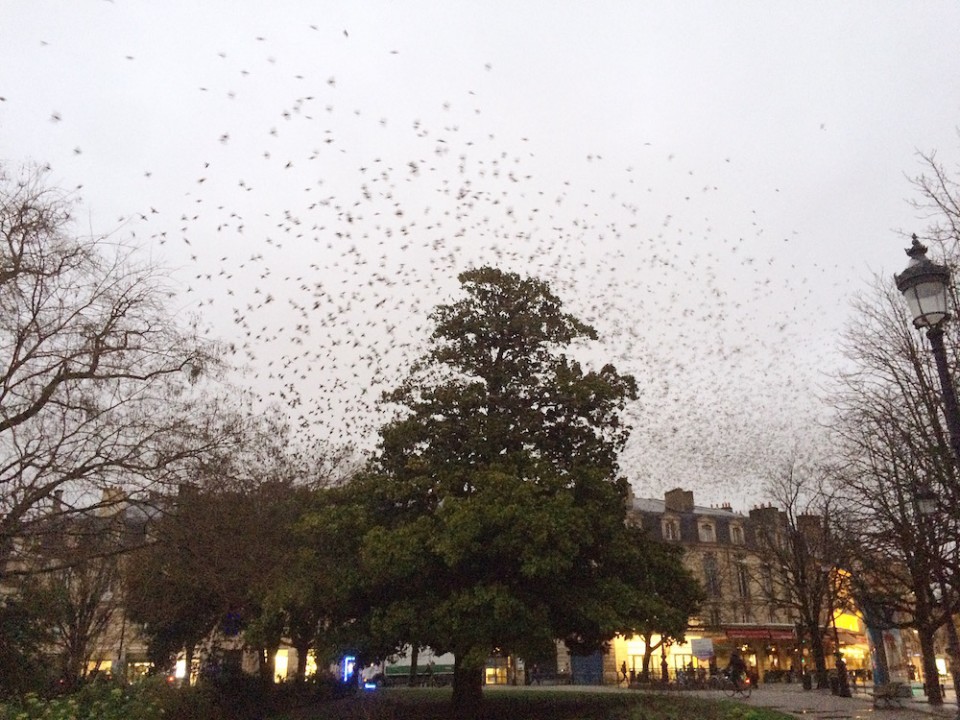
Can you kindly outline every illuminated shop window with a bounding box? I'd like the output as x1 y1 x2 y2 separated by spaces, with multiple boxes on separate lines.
274 649 288 681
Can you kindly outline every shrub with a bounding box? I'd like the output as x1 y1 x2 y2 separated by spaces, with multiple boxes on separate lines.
0 680 165 720
0 672 354 720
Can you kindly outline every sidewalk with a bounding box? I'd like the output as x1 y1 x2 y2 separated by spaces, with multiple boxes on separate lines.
485 681 959 719
699 682 958 719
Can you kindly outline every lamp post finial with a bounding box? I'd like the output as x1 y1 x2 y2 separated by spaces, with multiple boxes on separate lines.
907 234 928 259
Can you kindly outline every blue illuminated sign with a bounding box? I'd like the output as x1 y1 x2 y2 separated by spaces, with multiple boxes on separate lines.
342 655 356 683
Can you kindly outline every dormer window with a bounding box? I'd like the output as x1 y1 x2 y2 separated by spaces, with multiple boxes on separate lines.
698 521 716 543
662 517 680 541
731 524 744 545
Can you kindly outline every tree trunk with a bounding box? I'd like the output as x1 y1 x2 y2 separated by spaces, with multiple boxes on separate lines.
641 649 651 681
919 626 943 705
258 644 280 682
942 612 960 710
639 632 660 681
866 626 890 685
294 640 310 683
452 655 484 720
61 634 87 690
808 620 828 689
409 645 420 687
184 644 194 687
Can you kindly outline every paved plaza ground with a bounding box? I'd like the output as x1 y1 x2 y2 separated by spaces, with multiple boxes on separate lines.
485 681 959 720
692 683 959 720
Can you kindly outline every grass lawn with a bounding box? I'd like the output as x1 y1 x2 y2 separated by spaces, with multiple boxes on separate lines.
276 687 795 720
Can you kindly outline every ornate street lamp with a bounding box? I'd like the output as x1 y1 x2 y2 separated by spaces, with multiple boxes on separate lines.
895 236 960 467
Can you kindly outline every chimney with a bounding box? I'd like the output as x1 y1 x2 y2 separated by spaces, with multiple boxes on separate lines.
98 487 127 516
664 488 694 513
749 505 781 524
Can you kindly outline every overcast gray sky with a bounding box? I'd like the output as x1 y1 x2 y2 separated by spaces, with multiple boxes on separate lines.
3 1 960 507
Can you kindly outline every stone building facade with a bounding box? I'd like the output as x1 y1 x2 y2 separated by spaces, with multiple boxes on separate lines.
597 486 871 685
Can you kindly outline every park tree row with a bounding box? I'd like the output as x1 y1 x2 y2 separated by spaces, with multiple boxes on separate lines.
119 267 702 720
0 166 703 720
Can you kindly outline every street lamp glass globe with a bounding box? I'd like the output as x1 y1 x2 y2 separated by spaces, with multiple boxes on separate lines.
895 237 952 329
902 280 949 329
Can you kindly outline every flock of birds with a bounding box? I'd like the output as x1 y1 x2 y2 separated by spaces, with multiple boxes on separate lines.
2 13 851 506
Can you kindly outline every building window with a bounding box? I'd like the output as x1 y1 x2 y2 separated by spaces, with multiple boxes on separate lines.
708 605 723 627
762 565 776 600
662 517 680 541
731 525 744 545
735 561 751 599
703 553 721 596
698 522 716 543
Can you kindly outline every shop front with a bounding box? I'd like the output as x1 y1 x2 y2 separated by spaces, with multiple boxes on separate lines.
723 626 798 682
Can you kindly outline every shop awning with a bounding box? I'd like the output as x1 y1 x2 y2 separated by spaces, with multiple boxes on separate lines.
725 627 796 641
836 630 866 645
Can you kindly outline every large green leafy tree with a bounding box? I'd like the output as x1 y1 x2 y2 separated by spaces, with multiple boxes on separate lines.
622 533 704 681
357 267 693 718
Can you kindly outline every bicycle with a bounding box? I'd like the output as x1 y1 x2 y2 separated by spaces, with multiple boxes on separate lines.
722 671 752 699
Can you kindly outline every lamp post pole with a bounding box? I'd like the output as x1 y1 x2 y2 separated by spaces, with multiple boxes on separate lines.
925 326 960 467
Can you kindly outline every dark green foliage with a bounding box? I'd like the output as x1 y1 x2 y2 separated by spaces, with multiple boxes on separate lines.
264 688 794 720
124 481 314 679
0 597 53 697
0 674 346 720
345 267 697 718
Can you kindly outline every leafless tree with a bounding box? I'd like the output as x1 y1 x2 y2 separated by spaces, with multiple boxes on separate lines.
755 458 840 688
24 520 125 688
0 166 223 576
830 280 960 703
829 147 960 704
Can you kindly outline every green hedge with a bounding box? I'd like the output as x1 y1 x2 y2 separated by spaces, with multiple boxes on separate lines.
0 674 350 720
0 681 165 720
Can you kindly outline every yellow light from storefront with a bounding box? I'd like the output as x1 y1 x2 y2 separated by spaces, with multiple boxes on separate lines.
626 637 646 656
274 649 288 681
86 660 112 676
306 651 318 677
843 647 866 660
834 612 860 633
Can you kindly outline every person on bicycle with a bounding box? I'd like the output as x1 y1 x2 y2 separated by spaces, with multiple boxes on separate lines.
726 649 748 689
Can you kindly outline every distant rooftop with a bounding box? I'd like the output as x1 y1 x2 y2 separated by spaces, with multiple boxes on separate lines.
631 496 747 518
